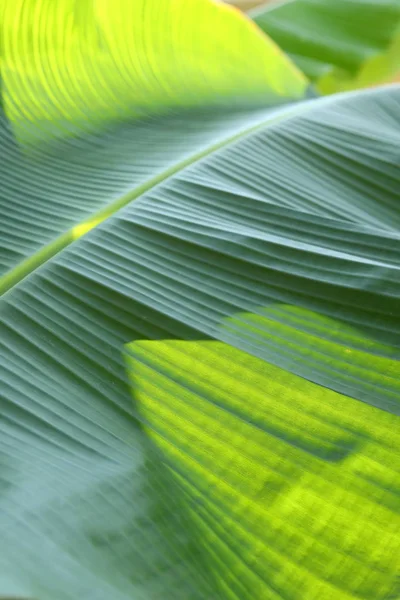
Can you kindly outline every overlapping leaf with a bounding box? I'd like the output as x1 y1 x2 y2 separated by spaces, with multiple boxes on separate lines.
125 337 400 599
252 0 400 92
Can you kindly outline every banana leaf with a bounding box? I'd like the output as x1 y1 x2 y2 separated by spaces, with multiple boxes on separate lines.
0 1 399 599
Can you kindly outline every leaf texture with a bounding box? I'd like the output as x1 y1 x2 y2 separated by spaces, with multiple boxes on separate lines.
125 338 400 600
0 103 295 280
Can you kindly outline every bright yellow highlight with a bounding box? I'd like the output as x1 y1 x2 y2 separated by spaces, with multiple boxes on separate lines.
125 338 400 599
72 217 106 239
1 0 307 144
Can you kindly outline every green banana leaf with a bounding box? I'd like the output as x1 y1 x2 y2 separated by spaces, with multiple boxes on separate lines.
0 1 400 599
251 0 400 93
1 81 400 598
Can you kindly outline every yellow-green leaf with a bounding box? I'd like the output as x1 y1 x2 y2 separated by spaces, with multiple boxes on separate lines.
125 338 400 600
1 0 307 144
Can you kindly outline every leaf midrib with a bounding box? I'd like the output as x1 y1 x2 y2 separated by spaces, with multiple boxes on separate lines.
0 95 331 298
